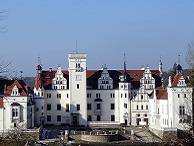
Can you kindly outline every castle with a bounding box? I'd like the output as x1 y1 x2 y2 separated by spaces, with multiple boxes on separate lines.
0 52 193 139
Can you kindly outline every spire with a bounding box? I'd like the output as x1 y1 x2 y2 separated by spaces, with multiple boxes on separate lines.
124 54 127 78
159 57 163 73
177 53 182 74
159 57 164 88
119 54 131 82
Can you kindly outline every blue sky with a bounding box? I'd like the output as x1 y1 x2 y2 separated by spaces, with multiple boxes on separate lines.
1 0 194 77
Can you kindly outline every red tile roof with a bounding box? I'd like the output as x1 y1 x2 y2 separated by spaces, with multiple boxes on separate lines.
156 89 168 99
4 80 27 96
36 69 162 90
172 74 192 87
0 98 3 108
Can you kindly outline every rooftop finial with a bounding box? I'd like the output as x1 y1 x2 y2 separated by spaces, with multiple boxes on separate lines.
38 53 42 66
178 53 180 64
76 40 78 53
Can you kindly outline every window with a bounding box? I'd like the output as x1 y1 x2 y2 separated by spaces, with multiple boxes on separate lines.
179 106 185 115
57 104 61 110
146 105 148 110
88 115 92 121
97 115 101 121
57 93 61 98
178 94 180 98
87 103 91 110
125 93 127 98
67 94 68 98
66 104 69 112
111 115 115 121
96 93 100 98
124 103 127 108
77 84 79 89
111 103 115 110
47 93 51 98
77 104 80 111
141 95 143 100
47 104 51 111
57 115 61 121
121 94 123 98
87 93 91 98
137 105 138 110
141 105 143 110
97 103 101 110
12 108 18 117
36 108 39 111
47 115 51 122
184 94 186 98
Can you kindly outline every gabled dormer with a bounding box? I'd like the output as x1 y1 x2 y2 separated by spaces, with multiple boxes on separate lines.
52 66 67 90
98 65 113 90
140 65 155 90
11 85 20 96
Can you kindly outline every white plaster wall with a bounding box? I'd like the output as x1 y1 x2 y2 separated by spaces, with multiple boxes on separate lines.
68 53 87 126
44 90 70 125
3 96 28 131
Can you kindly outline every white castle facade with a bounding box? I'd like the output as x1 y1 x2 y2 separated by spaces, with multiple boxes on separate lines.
0 52 193 138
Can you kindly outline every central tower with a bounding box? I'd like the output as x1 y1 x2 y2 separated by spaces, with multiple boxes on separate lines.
68 52 87 126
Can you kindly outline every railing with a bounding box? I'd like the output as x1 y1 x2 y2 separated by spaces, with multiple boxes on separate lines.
69 130 131 135
88 121 120 125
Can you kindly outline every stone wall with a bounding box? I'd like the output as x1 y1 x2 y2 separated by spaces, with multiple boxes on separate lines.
149 126 177 141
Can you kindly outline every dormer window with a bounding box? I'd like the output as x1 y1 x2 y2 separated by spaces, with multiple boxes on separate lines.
98 65 113 90
11 85 20 96
52 66 67 90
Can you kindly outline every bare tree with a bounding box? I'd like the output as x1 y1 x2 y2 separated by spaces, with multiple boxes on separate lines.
3 125 38 146
186 42 194 69
0 10 6 32
0 57 12 76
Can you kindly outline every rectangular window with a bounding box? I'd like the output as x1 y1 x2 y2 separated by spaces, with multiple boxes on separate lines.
12 108 18 117
111 103 115 110
141 95 143 100
178 94 180 98
124 103 127 108
125 93 127 98
141 105 143 110
97 115 101 121
47 104 51 111
97 103 101 110
184 94 186 98
88 115 92 121
77 84 79 89
47 93 51 98
47 115 51 122
179 106 185 115
87 103 91 110
57 93 61 98
146 105 148 110
57 115 61 121
57 104 61 110
77 104 80 111
66 104 69 112
137 105 138 110
111 115 115 121
67 94 68 98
